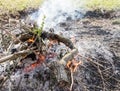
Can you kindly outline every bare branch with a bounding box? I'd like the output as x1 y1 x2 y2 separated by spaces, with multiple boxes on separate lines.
0 48 35 64
59 48 78 65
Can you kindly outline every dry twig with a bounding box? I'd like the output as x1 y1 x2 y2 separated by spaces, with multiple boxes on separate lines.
70 70 74 91
0 47 35 64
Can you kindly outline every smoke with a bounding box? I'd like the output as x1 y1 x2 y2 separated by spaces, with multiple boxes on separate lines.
30 0 115 64
31 0 86 28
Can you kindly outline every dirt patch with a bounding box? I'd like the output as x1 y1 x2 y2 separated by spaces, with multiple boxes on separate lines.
84 9 120 18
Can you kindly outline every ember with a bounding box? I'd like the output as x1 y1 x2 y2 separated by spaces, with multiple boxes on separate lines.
27 37 34 43
24 54 45 72
67 59 82 72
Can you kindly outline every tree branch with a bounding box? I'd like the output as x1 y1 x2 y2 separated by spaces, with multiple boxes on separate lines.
0 48 35 64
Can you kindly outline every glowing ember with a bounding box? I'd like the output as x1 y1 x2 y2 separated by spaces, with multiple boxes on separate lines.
27 37 34 43
24 54 45 72
67 59 81 72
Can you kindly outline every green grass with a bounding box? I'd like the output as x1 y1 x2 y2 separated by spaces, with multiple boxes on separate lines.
84 0 120 11
0 0 43 13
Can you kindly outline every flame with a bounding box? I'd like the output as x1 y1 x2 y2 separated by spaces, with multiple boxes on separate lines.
66 59 81 72
24 54 45 72
27 37 34 43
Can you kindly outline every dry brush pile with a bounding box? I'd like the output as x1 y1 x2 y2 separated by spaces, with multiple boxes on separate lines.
0 14 120 91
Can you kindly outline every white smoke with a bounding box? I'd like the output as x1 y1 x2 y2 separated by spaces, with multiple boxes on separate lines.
31 0 86 28
30 0 114 65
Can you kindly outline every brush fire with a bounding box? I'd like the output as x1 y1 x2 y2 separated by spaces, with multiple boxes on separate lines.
0 28 81 91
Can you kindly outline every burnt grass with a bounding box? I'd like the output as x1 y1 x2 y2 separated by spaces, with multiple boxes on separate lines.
0 9 120 91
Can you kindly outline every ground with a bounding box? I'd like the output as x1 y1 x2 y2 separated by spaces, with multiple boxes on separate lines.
0 1 120 91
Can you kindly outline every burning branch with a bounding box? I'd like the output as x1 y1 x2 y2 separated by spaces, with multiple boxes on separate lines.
0 27 79 89
66 58 82 91
49 48 80 88
67 59 82 72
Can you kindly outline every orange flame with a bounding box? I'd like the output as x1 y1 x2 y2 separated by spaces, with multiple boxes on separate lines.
66 59 81 72
27 37 34 43
24 54 45 72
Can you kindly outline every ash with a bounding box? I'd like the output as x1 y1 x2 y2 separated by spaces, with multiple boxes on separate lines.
0 42 71 91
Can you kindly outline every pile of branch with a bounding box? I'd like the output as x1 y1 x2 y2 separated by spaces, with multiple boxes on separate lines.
0 30 78 88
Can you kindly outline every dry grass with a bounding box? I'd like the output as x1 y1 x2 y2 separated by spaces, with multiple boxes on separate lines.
84 0 120 11
0 0 43 13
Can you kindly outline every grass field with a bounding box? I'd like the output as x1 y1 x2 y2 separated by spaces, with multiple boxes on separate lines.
0 0 120 14
84 0 120 10
0 0 43 13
